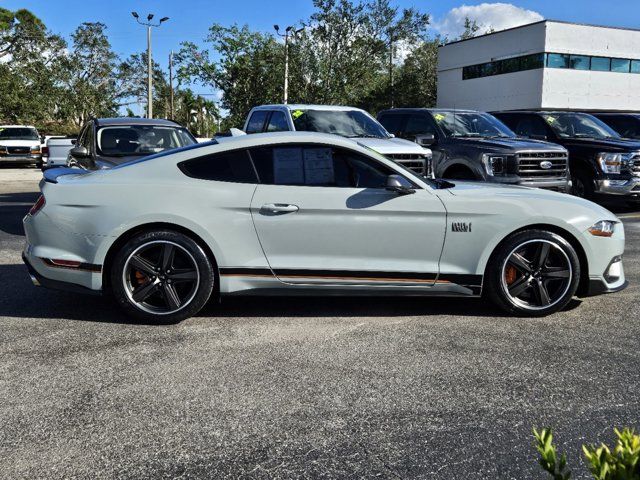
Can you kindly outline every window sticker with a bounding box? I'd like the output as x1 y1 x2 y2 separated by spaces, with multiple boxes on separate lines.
303 148 334 185
273 147 304 184
291 110 305 120
544 115 556 124
433 113 446 122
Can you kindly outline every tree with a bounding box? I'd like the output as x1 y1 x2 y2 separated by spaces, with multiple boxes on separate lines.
55 22 120 128
393 37 440 108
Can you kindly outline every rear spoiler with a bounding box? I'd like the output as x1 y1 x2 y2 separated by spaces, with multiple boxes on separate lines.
43 167 88 184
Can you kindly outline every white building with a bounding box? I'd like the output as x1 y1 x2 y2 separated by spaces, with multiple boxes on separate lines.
437 20 640 112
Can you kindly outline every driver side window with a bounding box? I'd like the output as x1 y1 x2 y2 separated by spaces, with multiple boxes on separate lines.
249 145 396 188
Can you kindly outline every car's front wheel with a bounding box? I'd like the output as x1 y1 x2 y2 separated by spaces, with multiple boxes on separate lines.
111 230 215 323
485 230 580 316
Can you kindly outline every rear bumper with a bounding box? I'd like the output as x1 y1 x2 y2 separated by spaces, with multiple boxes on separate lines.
23 251 102 295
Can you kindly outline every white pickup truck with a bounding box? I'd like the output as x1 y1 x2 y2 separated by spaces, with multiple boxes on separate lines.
43 137 76 169
243 105 433 177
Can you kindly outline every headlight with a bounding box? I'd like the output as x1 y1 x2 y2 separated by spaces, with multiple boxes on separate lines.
596 152 623 174
588 220 617 237
30 145 41 154
482 154 505 176
0 146 7 154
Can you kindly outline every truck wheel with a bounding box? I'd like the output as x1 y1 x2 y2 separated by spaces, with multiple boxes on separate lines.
485 230 580 317
571 170 595 199
443 166 476 180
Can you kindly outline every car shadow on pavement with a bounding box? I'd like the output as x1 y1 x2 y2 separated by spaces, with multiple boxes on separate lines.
0 263 583 324
0 191 39 236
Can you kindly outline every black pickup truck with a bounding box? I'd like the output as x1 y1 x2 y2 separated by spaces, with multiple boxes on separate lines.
494 111 640 202
590 113 640 140
377 108 570 191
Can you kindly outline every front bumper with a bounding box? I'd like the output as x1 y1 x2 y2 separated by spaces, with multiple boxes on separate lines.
0 154 42 164
487 176 570 192
595 177 640 197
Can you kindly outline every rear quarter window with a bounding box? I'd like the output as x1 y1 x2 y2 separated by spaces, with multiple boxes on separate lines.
179 150 258 183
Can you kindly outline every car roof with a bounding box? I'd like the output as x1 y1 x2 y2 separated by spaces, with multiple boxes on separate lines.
0 125 38 129
493 111 595 115
251 104 368 113
379 108 481 114
93 117 184 127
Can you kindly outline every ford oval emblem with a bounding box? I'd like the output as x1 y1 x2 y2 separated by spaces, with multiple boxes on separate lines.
540 160 553 170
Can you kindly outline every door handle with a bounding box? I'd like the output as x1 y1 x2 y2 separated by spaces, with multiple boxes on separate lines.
260 203 299 214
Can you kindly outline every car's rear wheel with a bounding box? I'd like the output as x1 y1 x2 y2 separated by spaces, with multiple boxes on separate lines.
111 230 215 323
485 230 580 316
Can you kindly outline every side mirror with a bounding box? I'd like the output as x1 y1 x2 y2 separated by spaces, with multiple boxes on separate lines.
415 133 436 146
70 146 89 158
385 175 415 195
71 138 77 145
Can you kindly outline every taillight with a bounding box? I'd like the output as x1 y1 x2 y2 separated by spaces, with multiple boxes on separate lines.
29 195 46 216
42 146 49 157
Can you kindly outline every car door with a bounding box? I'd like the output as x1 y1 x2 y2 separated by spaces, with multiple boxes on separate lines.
249 143 447 287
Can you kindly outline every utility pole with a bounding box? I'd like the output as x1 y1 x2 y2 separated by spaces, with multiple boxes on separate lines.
389 30 394 109
131 12 169 118
169 51 174 119
274 24 303 104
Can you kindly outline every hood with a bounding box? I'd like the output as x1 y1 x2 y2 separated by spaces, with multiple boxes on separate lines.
0 139 40 147
452 136 566 152
442 180 615 221
561 137 640 152
356 136 431 155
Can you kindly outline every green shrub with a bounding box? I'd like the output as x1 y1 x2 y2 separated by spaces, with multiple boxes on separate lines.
534 427 640 480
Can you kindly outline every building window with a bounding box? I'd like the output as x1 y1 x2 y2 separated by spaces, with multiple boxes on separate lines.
611 58 631 73
462 51 640 80
547 53 570 69
569 55 590 70
590 56 611 71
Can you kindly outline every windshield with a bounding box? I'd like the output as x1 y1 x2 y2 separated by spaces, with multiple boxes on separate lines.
541 113 620 139
96 125 196 156
432 112 515 139
291 109 390 138
0 127 39 141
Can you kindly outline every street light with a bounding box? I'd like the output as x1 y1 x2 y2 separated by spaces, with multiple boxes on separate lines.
274 24 304 104
131 12 170 118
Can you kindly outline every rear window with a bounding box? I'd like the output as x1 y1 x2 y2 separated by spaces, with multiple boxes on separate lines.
179 150 258 183
378 114 405 136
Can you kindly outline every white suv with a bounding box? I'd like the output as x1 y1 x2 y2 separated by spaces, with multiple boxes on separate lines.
244 105 433 177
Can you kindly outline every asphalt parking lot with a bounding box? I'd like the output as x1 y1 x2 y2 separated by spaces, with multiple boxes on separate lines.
0 167 638 479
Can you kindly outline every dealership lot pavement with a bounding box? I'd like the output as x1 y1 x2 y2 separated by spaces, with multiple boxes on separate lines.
0 167 639 479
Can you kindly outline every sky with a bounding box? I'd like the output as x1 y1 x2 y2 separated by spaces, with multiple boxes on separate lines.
4 0 640 113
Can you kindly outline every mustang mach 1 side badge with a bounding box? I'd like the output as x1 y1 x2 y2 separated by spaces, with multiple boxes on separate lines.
452 222 472 232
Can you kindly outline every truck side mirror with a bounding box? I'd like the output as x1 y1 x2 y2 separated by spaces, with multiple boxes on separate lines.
70 146 88 158
415 134 436 146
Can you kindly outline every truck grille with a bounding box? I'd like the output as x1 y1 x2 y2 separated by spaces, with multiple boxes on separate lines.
629 153 640 176
385 154 429 177
7 146 32 155
516 151 568 178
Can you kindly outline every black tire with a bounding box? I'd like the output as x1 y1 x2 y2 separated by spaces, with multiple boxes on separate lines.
571 169 595 199
485 230 581 316
110 230 215 324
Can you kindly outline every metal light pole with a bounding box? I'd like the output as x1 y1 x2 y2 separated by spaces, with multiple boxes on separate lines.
131 12 169 118
274 25 303 104
169 51 174 119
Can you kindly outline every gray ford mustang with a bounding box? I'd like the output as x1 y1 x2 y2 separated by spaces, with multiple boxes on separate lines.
23 132 626 323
